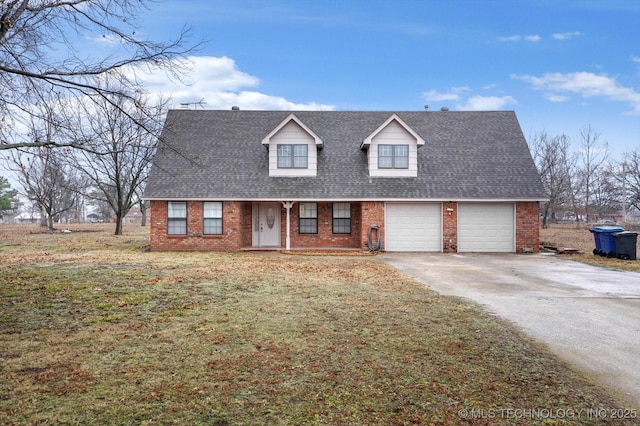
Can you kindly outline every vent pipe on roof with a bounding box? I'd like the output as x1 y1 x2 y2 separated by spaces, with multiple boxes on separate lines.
231 106 240 111
440 106 449 112
424 105 429 111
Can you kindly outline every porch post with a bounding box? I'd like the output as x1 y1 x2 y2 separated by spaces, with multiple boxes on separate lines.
282 201 295 250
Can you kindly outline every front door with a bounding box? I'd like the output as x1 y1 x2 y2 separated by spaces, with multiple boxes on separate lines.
252 202 281 247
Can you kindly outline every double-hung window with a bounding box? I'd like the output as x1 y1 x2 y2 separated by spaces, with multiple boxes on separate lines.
332 203 351 234
277 144 308 168
167 201 187 235
378 144 409 169
203 202 223 235
299 202 317 234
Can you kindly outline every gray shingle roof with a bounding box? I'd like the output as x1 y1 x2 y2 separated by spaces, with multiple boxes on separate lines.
143 110 548 201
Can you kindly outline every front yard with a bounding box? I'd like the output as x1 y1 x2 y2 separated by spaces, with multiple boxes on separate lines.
1 224 637 425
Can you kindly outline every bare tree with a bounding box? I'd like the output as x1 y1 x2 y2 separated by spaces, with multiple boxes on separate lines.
576 125 609 223
10 147 83 230
67 91 164 235
529 131 576 228
613 149 640 214
0 0 195 150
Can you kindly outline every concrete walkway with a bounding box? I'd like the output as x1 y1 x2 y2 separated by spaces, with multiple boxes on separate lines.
380 253 640 408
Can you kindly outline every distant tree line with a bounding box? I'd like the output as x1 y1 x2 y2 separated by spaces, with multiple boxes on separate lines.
529 126 640 228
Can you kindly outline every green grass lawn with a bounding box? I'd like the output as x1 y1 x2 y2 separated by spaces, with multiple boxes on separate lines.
1 224 638 425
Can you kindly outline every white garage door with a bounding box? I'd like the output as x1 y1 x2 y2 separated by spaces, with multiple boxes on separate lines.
458 203 515 252
385 203 441 251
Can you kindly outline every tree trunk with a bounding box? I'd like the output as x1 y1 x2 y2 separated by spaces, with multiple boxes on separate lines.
114 212 123 235
39 205 47 227
541 202 550 229
140 200 148 227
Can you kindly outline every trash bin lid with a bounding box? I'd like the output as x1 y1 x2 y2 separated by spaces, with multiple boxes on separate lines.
593 226 625 233
613 231 638 237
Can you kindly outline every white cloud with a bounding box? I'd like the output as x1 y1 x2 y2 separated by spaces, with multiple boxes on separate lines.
544 94 570 102
458 96 517 111
90 34 123 45
552 31 583 40
632 55 640 63
512 71 640 115
422 86 469 101
498 34 540 42
130 55 334 111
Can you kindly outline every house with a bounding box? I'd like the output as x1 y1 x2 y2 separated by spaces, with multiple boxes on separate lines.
143 109 547 252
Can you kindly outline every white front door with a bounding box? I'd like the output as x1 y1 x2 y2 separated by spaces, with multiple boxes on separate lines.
252 203 281 247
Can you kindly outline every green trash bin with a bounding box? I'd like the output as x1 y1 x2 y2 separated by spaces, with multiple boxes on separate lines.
613 231 638 260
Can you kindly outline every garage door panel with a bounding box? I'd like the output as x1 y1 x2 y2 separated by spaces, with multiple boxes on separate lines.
458 203 514 252
386 203 441 251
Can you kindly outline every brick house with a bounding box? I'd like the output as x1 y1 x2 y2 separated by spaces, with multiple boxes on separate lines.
143 109 547 252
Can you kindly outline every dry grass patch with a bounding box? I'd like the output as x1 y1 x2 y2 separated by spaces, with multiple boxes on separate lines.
1 224 638 425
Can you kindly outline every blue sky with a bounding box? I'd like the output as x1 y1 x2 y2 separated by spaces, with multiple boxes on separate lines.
80 1 640 157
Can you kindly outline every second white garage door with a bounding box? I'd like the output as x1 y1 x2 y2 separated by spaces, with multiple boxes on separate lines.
385 203 441 251
458 203 515 252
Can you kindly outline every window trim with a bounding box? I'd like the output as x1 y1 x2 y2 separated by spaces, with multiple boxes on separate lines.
277 144 308 169
298 202 318 234
203 201 223 235
332 202 351 234
167 201 187 235
378 144 409 169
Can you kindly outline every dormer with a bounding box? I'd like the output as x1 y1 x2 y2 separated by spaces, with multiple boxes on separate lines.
360 114 425 177
262 114 323 177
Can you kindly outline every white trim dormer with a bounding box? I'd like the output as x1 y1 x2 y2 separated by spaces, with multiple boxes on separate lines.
361 114 425 178
262 114 323 177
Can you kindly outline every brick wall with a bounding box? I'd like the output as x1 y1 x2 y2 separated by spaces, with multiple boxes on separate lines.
516 201 540 253
150 200 541 253
288 202 361 249
149 200 243 251
442 202 457 253
360 201 385 251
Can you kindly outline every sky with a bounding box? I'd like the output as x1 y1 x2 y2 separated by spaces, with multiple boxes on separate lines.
112 0 638 158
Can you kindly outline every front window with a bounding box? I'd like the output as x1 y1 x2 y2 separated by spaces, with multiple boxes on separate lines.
333 203 351 234
203 202 223 235
278 144 308 168
378 144 409 169
167 201 187 235
299 202 317 234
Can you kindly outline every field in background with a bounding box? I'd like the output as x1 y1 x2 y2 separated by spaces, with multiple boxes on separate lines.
1 223 638 424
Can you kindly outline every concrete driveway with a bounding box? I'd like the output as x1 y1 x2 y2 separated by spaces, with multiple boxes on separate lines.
380 252 640 408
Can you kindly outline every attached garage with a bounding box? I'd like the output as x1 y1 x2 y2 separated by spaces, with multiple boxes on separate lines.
385 203 441 251
458 203 515 252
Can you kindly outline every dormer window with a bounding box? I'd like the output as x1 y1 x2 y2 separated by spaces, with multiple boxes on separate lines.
277 144 308 168
361 114 425 178
262 114 323 177
378 144 409 169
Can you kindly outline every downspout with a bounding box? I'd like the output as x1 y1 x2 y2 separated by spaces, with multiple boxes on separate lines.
282 201 295 250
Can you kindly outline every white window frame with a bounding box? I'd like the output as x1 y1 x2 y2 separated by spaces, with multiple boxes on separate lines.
167 201 187 235
203 201 223 235
332 203 351 234
277 144 308 169
299 202 317 234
